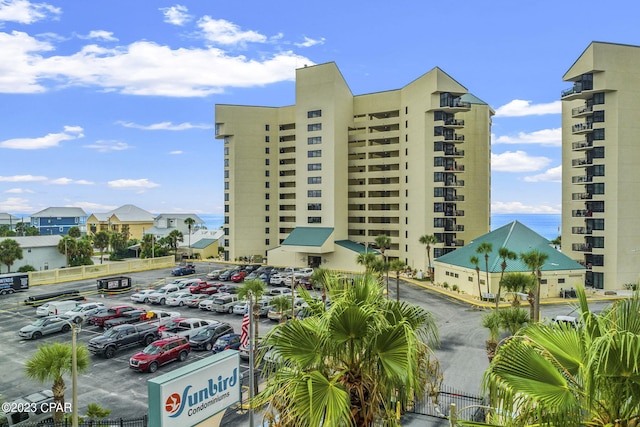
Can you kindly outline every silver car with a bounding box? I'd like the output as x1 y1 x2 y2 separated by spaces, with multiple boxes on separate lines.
19 315 73 339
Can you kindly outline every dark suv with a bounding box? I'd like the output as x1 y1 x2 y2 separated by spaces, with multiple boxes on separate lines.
129 336 190 373
188 322 234 351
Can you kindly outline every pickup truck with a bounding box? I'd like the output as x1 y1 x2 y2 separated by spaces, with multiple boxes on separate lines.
103 309 146 329
160 318 212 340
103 309 180 329
87 305 138 328
88 323 160 358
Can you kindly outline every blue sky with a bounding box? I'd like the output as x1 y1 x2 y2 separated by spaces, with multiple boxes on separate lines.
0 0 637 217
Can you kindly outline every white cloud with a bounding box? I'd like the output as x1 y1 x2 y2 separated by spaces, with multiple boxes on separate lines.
494 99 561 117
493 128 561 146
4 187 34 193
0 174 47 182
197 17 267 45
117 121 212 130
169 150 183 155
0 196 32 212
160 5 192 26
108 178 160 191
49 177 95 185
70 201 117 212
0 30 54 93
0 0 60 24
295 36 325 48
83 140 132 152
0 126 83 149
84 30 118 42
524 165 562 183
491 150 551 172
492 201 561 214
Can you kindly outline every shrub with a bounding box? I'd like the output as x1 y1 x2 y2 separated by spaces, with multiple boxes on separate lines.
443 282 449 289
452 284 459 292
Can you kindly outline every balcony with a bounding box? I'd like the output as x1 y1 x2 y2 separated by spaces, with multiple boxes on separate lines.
443 180 464 187
572 192 593 200
440 99 471 111
571 104 593 117
572 209 593 217
443 118 465 128
444 239 465 247
444 195 464 202
443 149 464 157
572 158 592 167
572 175 593 184
572 139 593 151
443 224 465 232
443 133 465 142
572 243 592 253
572 122 593 134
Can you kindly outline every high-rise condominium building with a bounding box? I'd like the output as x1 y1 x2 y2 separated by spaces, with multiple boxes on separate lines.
215 62 492 271
561 41 640 290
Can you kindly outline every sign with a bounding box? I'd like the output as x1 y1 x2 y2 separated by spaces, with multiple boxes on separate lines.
148 351 240 427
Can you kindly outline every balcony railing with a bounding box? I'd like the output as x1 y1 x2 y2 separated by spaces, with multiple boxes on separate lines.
444 180 464 187
443 134 465 142
442 99 471 109
572 209 593 217
572 122 593 133
572 227 591 235
561 82 583 98
443 149 465 156
572 243 592 252
571 104 593 116
444 119 465 127
572 139 593 150
444 195 464 201
572 158 592 167
572 175 593 184
572 193 593 200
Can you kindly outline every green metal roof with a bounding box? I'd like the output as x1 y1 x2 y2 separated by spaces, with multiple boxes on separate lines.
282 227 334 247
335 240 380 254
436 221 584 272
461 93 489 105
190 238 216 249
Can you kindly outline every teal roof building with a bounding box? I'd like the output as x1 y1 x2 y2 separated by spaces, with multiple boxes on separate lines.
433 221 585 299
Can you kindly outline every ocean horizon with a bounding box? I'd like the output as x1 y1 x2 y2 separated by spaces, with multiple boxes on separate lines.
199 213 562 241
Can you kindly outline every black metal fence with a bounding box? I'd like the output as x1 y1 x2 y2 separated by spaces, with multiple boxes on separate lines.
407 383 487 422
12 416 148 427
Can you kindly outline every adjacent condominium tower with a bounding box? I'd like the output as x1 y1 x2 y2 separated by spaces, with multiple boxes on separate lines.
216 62 492 271
561 42 640 290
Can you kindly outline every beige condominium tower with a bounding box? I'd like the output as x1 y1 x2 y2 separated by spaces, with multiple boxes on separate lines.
215 62 492 271
562 42 640 290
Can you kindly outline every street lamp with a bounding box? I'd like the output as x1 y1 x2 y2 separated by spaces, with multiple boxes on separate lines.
71 323 81 427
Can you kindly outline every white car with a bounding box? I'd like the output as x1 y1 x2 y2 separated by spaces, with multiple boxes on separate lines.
184 294 209 308
147 286 181 305
165 292 194 307
160 318 212 339
63 302 105 324
232 298 272 316
130 289 156 303
269 287 293 297
270 274 292 286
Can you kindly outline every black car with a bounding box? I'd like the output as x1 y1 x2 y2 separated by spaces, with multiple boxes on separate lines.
188 322 234 351
171 266 195 276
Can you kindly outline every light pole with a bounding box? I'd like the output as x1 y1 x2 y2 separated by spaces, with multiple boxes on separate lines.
248 292 255 427
71 323 81 427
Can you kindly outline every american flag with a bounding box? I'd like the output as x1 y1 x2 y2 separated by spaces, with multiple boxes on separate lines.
240 304 250 347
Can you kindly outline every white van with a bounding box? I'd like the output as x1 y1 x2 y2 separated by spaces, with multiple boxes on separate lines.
35 300 80 317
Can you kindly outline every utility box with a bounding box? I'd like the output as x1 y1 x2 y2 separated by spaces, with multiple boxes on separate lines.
97 276 132 293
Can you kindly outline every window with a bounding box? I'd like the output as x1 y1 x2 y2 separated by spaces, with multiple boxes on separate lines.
592 165 605 176
592 92 605 105
265 182 270 188
265 124 270 131
265 136 270 142
224 216 229 224
308 163 322 171
308 203 322 210
224 159 229 167
592 110 605 122
265 216 270 222
224 147 229 155
224 193 229 201
592 146 605 158
224 182 229 190
265 147 270 154
308 136 322 144
265 170 270 177
265 205 270 211
307 110 322 118
265 228 270 234
308 177 322 184
224 205 229 213
308 217 322 224
558 278 565 284
308 123 322 131
308 190 322 197
265 193 270 199
593 128 605 140
224 170 229 178
265 159 270 165
265 239 270 245
434 126 444 136
308 150 322 158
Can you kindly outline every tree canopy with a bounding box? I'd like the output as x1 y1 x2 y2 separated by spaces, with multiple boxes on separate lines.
0 238 23 273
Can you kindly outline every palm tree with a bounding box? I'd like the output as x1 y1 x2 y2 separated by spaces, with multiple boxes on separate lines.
475 242 493 294
470 255 482 299
0 238 23 273
418 234 438 281
389 259 406 302
355 251 377 274
374 234 391 297
166 229 184 257
481 310 501 362
25 342 90 422
497 306 529 336
184 217 196 259
483 286 640 426
269 296 292 324
520 249 548 322
238 279 267 341
93 230 110 264
253 273 440 426
495 247 517 310
310 267 330 307
501 272 533 307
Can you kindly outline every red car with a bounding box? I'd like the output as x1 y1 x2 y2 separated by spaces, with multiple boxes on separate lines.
188 280 215 294
129 336 190 373
199 284 222 295
230 271 248 283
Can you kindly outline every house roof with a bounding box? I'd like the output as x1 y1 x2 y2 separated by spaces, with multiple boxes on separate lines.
282 227 334 247
435 220 584 272
155 213 205 224
335 240 380 254
31 207 87 218
190 239 217 249
91 204 154 222
0 213 20 222
12 235 62 248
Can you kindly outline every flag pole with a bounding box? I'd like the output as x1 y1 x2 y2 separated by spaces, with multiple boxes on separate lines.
248 291 255 427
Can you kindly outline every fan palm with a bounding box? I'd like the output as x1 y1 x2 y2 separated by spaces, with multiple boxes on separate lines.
470 255 482 299
238 279 267 340
253 273 440 426
375 234 391 298
475 243 493 294
389 259 406 302
520 249 548 322
495 247 517 310
482 286 640 427
418 234 438 281
25 341 90 422
501 272 532 308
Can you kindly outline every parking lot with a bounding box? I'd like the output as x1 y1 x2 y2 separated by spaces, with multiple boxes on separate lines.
0 263 611 424
0 263 278 421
